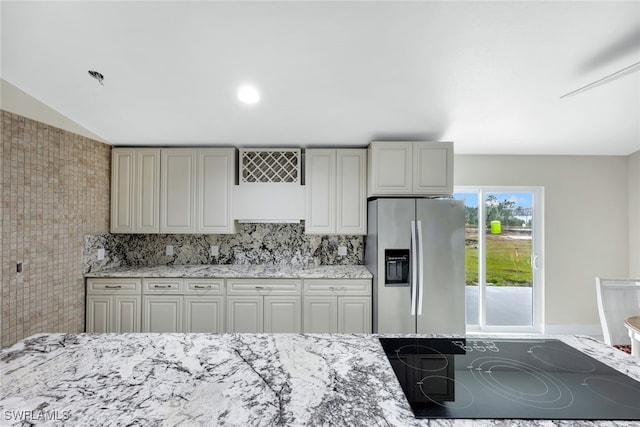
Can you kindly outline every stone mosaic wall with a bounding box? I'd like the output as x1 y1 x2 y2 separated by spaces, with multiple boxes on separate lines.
1 111 111 348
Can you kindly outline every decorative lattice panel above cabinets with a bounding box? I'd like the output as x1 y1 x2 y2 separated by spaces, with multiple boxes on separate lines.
239 149 301 184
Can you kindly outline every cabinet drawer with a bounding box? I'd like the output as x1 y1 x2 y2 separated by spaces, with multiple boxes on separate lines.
184 279 224 295
87 278 141 294
303 279 371 296
226 279 302 295
143 278 183 294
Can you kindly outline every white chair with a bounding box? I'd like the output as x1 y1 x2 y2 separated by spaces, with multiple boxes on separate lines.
595 277 640 351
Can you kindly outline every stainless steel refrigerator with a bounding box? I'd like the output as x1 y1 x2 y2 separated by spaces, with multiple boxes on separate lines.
366 198 465 334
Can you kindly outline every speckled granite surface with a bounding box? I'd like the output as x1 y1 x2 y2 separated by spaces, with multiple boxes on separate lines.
83 223 364 274
83 264 372 279
1 333 638 426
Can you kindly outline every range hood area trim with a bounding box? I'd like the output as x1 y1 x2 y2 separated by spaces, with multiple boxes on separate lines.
232 182 305 223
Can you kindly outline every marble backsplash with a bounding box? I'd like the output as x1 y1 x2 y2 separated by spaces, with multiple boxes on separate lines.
83 223 364 273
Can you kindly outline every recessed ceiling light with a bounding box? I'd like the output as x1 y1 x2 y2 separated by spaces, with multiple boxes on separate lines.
237 85 260 104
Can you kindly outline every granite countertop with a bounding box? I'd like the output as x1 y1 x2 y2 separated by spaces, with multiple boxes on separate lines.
1 333 638 426
84 264 373 279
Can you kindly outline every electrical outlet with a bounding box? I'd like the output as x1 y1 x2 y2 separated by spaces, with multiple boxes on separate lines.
338 246 347 256
166 245 174 256
97 248 105 260
210 245 219 257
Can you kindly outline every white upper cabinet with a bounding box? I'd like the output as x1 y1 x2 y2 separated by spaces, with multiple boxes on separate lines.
336 149 367 234
305 149 336 234
111 148 160 233
367 141 453 197
412 142 453 194
305 149 366 235
160 148 236 234
197 149 236 234
161 149 196 233
367 142 412 195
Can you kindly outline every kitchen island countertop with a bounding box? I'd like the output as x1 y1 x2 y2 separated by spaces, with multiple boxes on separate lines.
84 264 372 279
1 333 638 426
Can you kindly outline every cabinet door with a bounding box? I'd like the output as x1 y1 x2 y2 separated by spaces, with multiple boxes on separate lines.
135 149 160 233
197 148 236 234
114 295 141 333
161 149 196 233
336 149 366 235
264 296 302 333
305 149 336 234
111 149 135 233
412 141 453 195
367 142 412 196
303 297 338 333
86 295 112 333
184 296 225 333
226 296 263 333
143 296 183 332
338 297 372 333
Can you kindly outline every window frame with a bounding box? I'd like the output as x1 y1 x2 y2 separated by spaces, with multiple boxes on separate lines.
456 186 544 334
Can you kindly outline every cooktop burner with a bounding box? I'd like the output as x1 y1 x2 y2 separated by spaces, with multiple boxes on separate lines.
379 338 640 420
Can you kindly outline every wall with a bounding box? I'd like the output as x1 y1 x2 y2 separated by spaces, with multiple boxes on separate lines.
1 111 111 348
83 224 364 272
455 155 629 335
1 79 106 143
629 150 640 277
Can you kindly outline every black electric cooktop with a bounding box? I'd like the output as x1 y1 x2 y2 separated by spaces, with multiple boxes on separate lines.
379 337 640 420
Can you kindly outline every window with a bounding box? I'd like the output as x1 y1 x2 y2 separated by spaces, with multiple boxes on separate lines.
455 187 543 333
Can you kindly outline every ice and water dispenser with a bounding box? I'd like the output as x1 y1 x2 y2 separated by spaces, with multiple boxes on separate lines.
384 249 410 286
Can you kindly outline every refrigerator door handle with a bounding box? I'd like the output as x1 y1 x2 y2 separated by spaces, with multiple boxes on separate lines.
417 220 425 316
410 220 417 316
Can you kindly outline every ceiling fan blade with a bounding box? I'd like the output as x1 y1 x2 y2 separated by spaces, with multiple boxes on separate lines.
561 60 640 99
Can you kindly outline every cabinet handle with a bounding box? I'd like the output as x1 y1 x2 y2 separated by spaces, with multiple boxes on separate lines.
104 285 122 289
194 285 211 289
255 286 272 291
153 285 170 289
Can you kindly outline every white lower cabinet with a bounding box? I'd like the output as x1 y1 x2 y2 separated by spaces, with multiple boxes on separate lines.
142 278 224 333
144 295 183 333
303 279 372 333
184 279 225 333
226 279 302 333
184 297 224 333
89 276 369 334
303 297 338 333
338 297 371 334
86 278 142 333
227 296 264 333
265 296 302 333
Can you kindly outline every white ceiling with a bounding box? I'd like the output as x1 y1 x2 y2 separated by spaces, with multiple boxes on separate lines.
2 1 639 155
